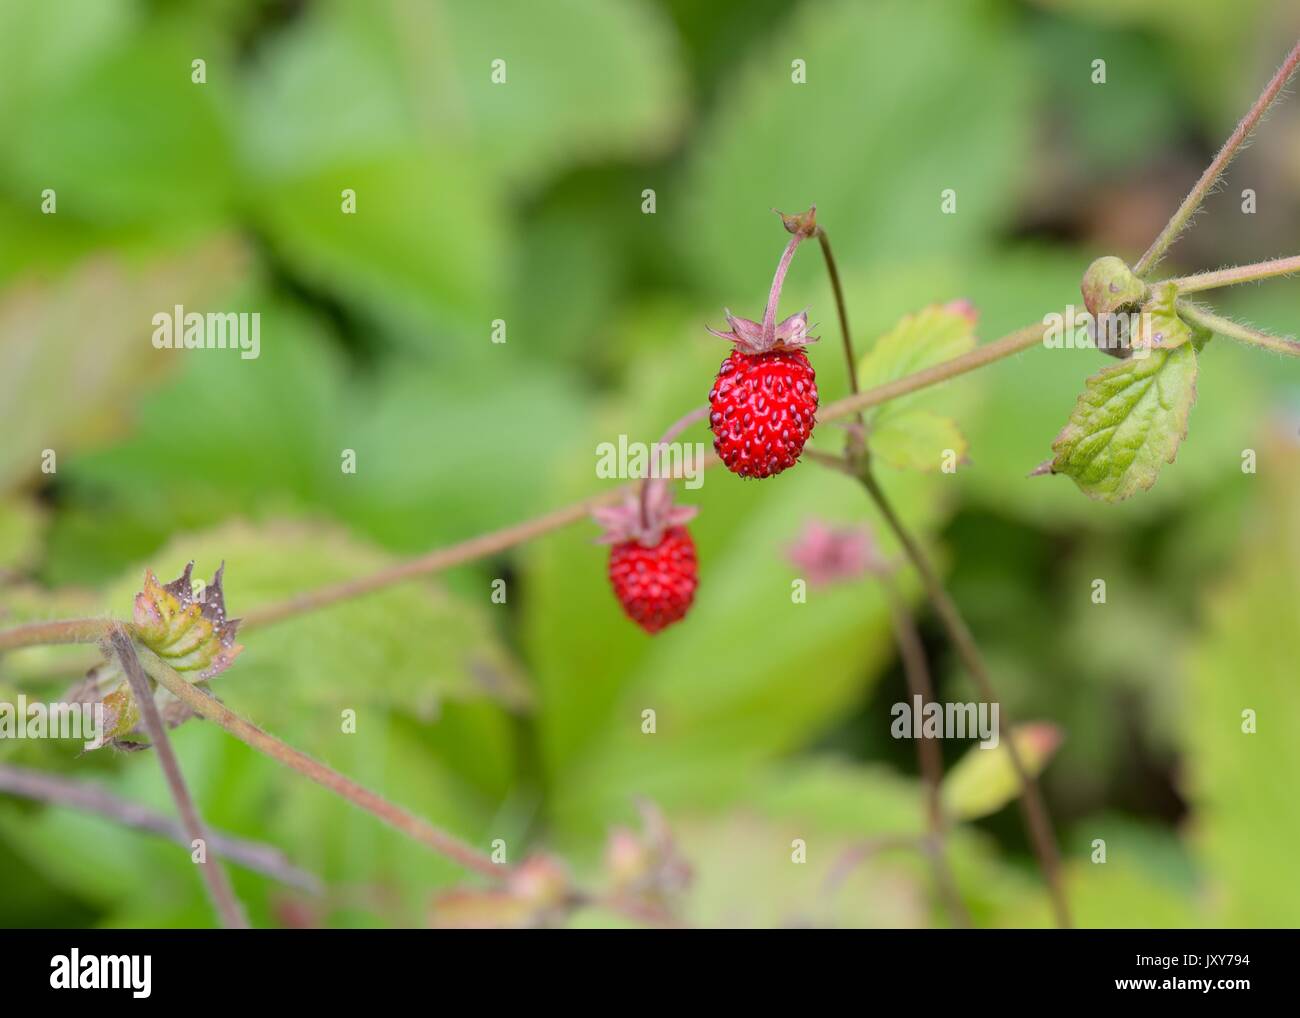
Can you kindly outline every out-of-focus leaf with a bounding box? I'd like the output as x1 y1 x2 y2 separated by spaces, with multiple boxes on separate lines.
993 860 1198 929
0 240 248 494
1048 342 1198 502
1182 427 1300 926
253 154 507 343
99 520 532 716
942 723 1062 821
62 301 592 563
684 0 1031 297
241 0 683 342
857 304 979 409
0 498 43 577
243 0 684 188
4 25 237 227
871 410 968 472
0 0 133 181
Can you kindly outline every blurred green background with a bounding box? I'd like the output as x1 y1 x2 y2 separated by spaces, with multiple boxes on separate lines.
1 0 1299 928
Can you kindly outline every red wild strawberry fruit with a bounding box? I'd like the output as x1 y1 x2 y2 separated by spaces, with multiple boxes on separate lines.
607 526 698 634
592 485 699 634
707 310 819 478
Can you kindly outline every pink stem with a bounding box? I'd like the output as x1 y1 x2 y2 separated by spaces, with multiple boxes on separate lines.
761 234 805 346
639 405 711 529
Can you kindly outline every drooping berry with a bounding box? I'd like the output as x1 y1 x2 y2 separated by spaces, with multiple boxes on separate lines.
707 310 819 478
592 484 699 635
607 526 698 634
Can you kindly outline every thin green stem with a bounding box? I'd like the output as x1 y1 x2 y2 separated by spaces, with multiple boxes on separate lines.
817 318 1053 424
0 618 112 652
1158 255 1300 294
1179 302 1300 357
762 232 805 346
0 763 321 894
108 626 249 929
0 319 1056 641
132 644 510 883
1133 39 1300 276
879 575 971 928
814 227 863 427
856 471 1072 929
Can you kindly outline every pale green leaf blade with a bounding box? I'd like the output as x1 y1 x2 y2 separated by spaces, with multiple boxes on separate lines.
100 520 533 716
1049 343 1198 502
871 410 968 472
1182 434 1300 926
942 723 1062 821
857 304 978 420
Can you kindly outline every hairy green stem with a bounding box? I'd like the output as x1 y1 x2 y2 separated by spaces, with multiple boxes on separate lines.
132 644 510 883
0 763 321 894
0 319 1056 641
856 471 1071 928
1178 302 1300 357
880 576 971 928
1133 39 1300 276
0 618 112 652
1159 255 1300 294
814 227 863 429
109 626 249 929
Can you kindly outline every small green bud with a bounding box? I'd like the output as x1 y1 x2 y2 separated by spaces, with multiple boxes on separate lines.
1081 255 1146 318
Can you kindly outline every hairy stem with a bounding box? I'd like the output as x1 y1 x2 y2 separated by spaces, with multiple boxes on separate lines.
856 472 1072 928
880 576 971 928
0 618 112 652
818 318 1052 423
1178 302 1300 357
0 320 1056 643
108 627 249 929
762 232 805 346
0 763 321 894
640 405 712 529
814 227 862 426
1159 254 1300 294
130 645 508 883
1133 39 1300 276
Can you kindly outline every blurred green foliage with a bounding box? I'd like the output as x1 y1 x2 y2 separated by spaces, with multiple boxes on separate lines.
1 0 1299 928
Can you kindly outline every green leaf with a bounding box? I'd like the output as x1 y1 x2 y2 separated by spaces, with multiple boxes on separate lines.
684 0 1031 298
993 860 1198 929
855 304 975 472
99 520 532 718
942 723 1062 821
243 0 684 190
4 24 236 227
857 304 979 408
1048 342 1198 502
871 410 968 472
1182 435 1300 926
0 241 247 495
1131 283 1193 353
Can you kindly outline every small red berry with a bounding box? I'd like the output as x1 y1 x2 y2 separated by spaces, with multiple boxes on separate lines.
707 309 819 478
607 526 698 634
592 485 699 635
709 347 818 478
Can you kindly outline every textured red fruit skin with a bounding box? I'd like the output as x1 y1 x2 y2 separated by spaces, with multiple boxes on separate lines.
709 348 818 478
607 526 698 634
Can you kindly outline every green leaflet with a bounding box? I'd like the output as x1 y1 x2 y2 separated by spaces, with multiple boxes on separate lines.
942 724 1061 822
858 304 978 409
1049 342 1198 502
871 410 968 472
859 304 977 472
